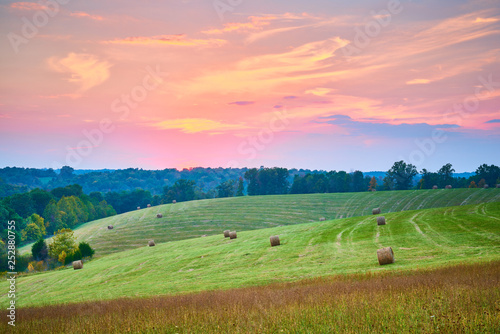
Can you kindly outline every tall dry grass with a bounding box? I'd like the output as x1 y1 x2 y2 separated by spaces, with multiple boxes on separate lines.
4 261 499 333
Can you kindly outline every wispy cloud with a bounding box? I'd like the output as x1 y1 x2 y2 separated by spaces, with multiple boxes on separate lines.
47 53 112 95
9 2 46 11
406 79 432 85
153 118 249 134
177 37 350 95
305 88 333 96
70 12 104 21
228 101 255 106
103 34 226 47
202 16 275 34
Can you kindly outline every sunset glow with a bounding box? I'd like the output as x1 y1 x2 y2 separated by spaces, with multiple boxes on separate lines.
0 0 499 171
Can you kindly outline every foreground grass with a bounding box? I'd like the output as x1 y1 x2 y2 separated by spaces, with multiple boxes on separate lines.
19 188 500 256
3 202 499 308
3 261 499 333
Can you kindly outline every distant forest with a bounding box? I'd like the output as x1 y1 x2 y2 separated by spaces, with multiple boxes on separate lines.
0 162 499 257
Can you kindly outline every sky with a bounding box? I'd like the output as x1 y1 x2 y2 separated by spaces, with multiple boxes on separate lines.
0 0 499 172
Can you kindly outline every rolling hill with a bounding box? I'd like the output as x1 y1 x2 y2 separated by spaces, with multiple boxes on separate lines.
5 200 500 308
20 188 500 256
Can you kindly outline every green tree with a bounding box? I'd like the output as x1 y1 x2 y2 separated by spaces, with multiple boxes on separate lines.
351 171 365 192
51 184 83 199
438 163 455 188
386 161 418 190
236 177 244 196
59 166 74 180
21 223 42 242
244 168 259 196
216 180 236 198
7 192 35 218
163 179 196 203
382 176 394 191
29 188 54 216
475 164 500 187
31 238 48 261
43 199 63 235
29 213 47 236
48 228 78 262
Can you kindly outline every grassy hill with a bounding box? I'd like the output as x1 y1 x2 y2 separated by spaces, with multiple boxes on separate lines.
20 188 500 256
5 201 499 308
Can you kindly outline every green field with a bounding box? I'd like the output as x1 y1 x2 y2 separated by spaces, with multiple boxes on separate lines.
4 200 499 309
4 261 498 333
19 188 500 256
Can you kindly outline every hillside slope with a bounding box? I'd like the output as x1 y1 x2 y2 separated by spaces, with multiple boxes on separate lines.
6 201 500 308
20 188 499 256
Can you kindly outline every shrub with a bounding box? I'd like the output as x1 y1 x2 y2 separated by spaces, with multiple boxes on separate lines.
78 242 95 258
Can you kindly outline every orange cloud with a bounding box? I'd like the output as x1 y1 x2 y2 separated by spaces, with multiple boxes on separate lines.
47 53 112 95
153 118 249 134
202 16 276 34
104 34 226 47
177 37 350 95
406 79 432 85
70 12 104 21
475 17 499 23
9 2 46 11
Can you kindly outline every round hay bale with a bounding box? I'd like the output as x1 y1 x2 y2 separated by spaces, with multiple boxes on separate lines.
376 216 386 225
148 240 155 247
377 247 394 265
319 217 326 221
223 230 230 238
445 185 452 189
270 235 280 247
484 184 489 189
107 225 113 230
156 213 163 218
147 204 151 208
172 200 176 204
372 208 381 215
432 185 438 189
496 184 500 188
229 231 237 239
72 260 83 270
137 206 141 210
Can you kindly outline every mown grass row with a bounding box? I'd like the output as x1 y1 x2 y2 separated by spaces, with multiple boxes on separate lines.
4 201 499 308
20 188 500 256
3 261 499 333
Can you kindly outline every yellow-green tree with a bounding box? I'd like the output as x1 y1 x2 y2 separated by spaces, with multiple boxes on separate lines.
58 251 67 265
21 223 42 242
48 229 77 262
